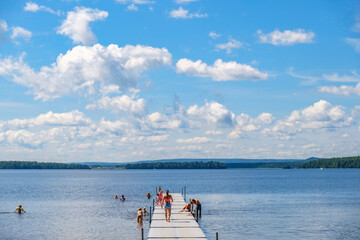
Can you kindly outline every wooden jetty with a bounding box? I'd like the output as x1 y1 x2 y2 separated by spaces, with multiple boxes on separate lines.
147 193 207 240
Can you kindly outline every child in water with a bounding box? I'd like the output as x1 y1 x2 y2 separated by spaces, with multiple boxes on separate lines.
114 195 118 199
137 208 143 223
143 207 149 216
146 192 151 199
14 205 26 214
120 195 125 201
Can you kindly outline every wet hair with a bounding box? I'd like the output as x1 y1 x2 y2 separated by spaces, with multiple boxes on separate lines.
192 199 196 202
138 208 142 210
166 190 169 194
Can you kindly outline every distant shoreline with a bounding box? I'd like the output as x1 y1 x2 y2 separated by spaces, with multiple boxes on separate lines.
1 156 359 169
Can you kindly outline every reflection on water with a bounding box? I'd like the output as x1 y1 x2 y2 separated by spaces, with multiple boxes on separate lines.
0 169 359 239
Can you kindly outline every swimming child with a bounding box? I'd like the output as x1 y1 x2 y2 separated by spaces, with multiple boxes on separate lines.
114 195 118 199
143 207 149 216
120 195 125 201
14 205 26 214
146 192 151 199
137 208 143 223
162 190 173 222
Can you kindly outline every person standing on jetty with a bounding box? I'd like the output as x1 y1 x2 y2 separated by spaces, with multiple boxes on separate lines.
162 190 173 222
14 205 26 214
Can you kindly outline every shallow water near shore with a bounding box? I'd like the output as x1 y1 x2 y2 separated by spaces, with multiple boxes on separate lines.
1 169 359 239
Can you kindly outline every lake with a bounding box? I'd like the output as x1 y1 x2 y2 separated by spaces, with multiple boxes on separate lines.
0 169 359 239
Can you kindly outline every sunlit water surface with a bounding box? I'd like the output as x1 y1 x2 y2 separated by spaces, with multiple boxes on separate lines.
1 169 359 239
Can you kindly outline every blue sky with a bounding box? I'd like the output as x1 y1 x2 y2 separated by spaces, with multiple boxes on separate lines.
0 0 359 162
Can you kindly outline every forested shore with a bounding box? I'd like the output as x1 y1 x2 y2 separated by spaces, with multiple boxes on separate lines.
299 156 360 168
0 161 90 169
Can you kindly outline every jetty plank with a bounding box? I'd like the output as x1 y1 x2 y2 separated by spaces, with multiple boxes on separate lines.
148 193 207 239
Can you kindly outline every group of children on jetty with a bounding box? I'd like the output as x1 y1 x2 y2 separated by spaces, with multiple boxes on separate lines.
113 187 201 223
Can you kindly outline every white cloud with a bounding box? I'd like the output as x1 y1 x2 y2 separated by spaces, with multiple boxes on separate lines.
0 44 172 100
346 38 360 53
24 2 59 15
127 4 139 11
1 130 43 148
272 100 353 134
176 58 268 81
209 31 220 39
215 38 242 53
170 7 207 19
57 7 108 45
323 71 360 82
258 29 315 46
187 101 236 126
175 0 199 3
177 137 210 144
86 95 146 115
5 110 91 128
205 130 223 135
11 27 32 41
144 112 183 130
319 82 360 96
0 20 8 43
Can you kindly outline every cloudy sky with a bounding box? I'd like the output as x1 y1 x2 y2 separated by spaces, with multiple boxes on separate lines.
0 0 359 162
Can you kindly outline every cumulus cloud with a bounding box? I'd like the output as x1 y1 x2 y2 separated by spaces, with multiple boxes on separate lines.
86 94 146 115
319 82 360 96
144 112 183 130
177 137 210 144
57 7 108 45
1 130 43 148
0 20 31 43
11 27 32 41
24 2 59 15
176 58 268 81
272 100 353 134
5 110 91 128
0 44 172 100
205 130 223 135
170 7 207 19
346 38 360 53
127 4 139 11
215 38 242 53
257 29 315 46
187 101 236 126
209 31 220 39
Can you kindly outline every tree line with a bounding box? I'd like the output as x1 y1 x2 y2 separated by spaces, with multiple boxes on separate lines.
0 161 90 169
125 161 226 169
299 156 360 168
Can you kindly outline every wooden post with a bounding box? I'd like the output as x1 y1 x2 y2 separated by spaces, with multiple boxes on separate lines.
141 227 144 240
156 187 158 194
150 206 152 224
152 198 155 210
184 186 186 202
216 232 219 240
181 187 183 195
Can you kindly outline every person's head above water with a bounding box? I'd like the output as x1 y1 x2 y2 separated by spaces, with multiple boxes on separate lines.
138 207 142 210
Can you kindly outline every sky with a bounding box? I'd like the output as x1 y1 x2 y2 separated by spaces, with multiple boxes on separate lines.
0 0 359 163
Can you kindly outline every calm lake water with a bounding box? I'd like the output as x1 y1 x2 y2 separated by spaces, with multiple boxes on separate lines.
0 169 359 240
